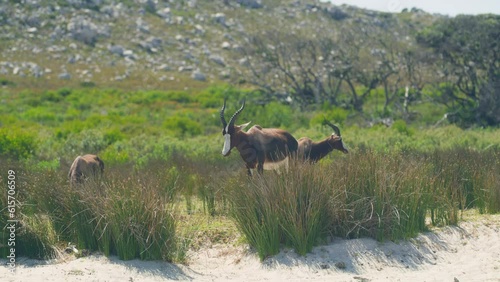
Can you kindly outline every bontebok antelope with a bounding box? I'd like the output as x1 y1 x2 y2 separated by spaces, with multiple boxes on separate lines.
298 119 348 163
68 154 104 185
220 99 298 175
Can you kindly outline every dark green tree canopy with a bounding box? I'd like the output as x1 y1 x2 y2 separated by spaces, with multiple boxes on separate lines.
417 15 500 127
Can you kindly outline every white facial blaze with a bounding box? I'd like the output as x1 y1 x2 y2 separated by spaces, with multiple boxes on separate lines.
341 139 348 150
222 133 231 155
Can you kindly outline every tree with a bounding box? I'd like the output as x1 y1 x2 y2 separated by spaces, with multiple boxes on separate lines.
417 15 500 127
239 31 342 109
238 28 383 111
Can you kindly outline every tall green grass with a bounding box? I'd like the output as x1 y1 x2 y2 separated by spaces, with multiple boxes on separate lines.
0 160 184 261
227 148 500 260
1 147 499 261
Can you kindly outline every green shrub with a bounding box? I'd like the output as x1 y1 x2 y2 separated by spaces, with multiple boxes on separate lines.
100 143 130 165
62 129 108 155
0 128 37 160
104 129 125 145
80 81 96 88
41 91 62 103
21 108 58 123
392 119 414 136
310 107 349 127
165 91 192 103
0 78 15 86
130 90 191 105
163 115 202 137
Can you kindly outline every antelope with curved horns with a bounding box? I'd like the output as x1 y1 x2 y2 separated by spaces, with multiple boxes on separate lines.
68 154 105 185
220 99 298 175
298 119 348 163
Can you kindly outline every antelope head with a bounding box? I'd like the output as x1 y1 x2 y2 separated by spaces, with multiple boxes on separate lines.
220 99 251 156
322 119 349 154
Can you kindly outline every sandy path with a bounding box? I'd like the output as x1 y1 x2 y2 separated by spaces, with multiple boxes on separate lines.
2 214 499 282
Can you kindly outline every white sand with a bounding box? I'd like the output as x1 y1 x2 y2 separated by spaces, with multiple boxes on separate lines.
2 214 499 282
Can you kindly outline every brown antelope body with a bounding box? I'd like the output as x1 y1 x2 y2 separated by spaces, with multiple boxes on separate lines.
298 120 348 163
220 99 298 175
68 154 104 185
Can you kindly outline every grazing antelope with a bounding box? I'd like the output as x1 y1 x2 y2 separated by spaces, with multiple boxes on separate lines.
298 119 348 163
220 99 298 175
68 154 104 185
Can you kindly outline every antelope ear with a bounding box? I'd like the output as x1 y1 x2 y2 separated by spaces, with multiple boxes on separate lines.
238 121 251 131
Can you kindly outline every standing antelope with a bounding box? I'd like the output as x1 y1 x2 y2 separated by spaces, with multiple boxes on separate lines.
298 119 348 163
220 99 298 175
68 154 105 185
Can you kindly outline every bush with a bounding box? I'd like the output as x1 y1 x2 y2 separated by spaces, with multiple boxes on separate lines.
62 129 108 156
163 115 202 137
0 78 15 86
80 81 96 88
0 128 37 160
392 119 414 136
311 107 349 127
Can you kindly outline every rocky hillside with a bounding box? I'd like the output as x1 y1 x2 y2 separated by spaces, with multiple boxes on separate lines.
0 0 437 91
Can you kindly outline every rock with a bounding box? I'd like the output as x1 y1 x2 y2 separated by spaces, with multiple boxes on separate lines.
136 18 150 33
67 55 77 64
212 13 226 26
123 50 134 57
101 5 122 18
325 7 349 21
194 25 205 35
209 55 225 66
238 57 249 66
67 15 109 46
138 37 162 53
30 65 44 78
156 64 172 71
66 0 102 10
178 65 194 72
219 69 230 79
191 70 206 81
221 42 231 49
59 72 71 80
144 0 156 13
157 8 171 19
108 45 124 56
50 25 65 41
237 0 263 9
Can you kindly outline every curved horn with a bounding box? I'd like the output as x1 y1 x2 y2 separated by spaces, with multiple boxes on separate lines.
323 118 341 137
220 98 227 128
228 99 246 127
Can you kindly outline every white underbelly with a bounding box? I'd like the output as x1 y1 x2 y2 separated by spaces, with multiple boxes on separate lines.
263 157 289 170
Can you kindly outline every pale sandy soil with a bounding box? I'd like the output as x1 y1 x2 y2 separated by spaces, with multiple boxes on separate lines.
1 214 499 282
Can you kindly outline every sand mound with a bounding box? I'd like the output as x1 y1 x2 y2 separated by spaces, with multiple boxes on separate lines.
2 214 499 282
